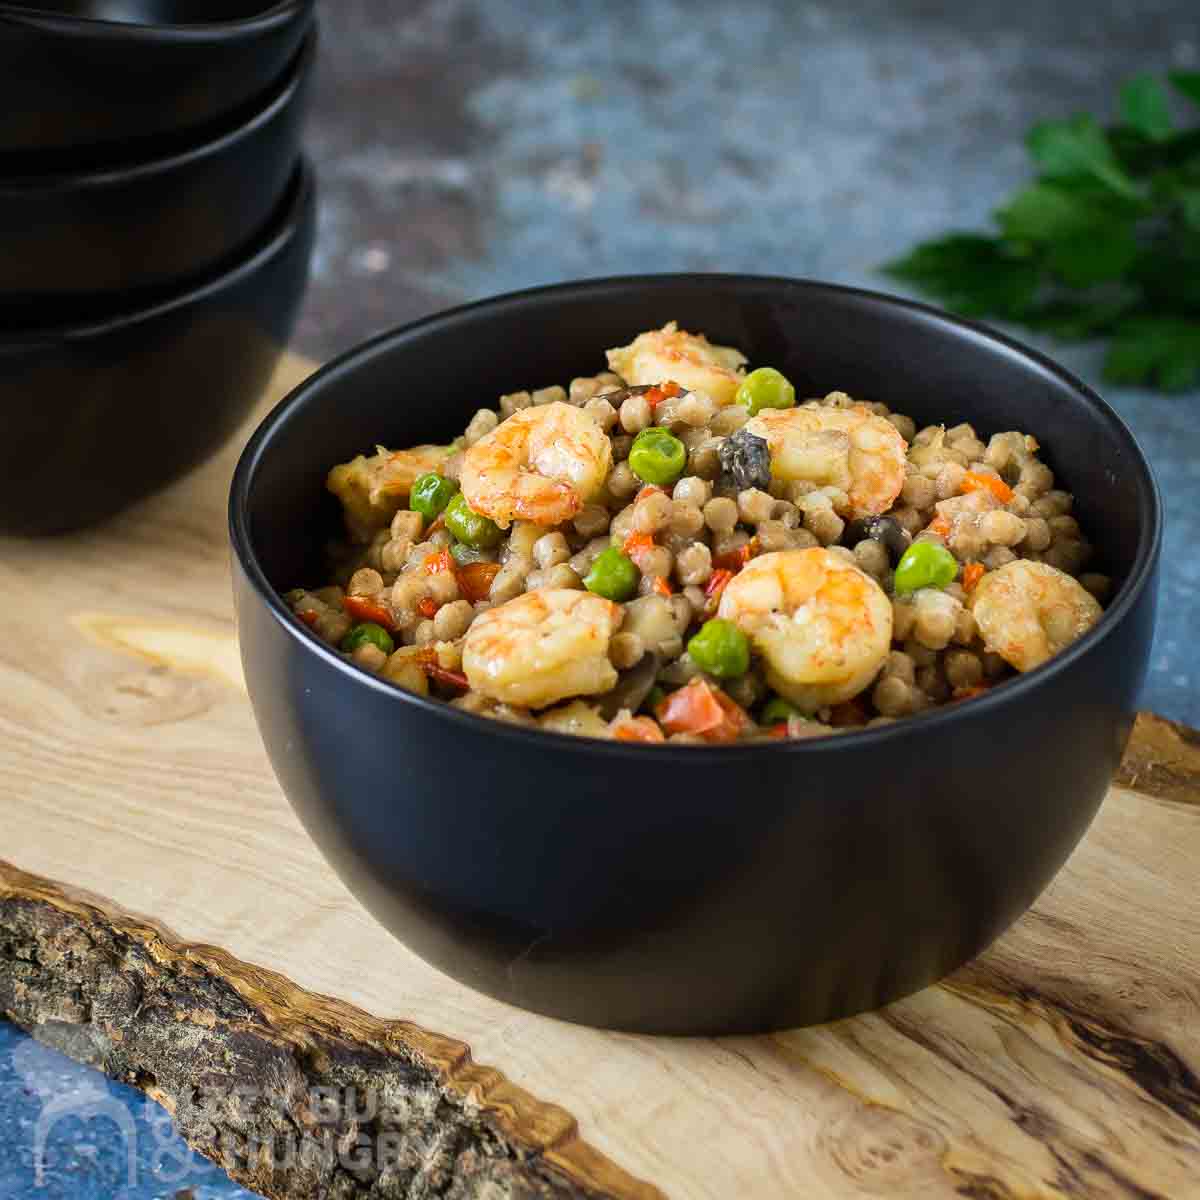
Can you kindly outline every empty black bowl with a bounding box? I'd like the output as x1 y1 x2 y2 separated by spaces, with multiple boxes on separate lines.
0 26 312 303
0 159 314 536
229 276 1161 1035
0 1 314 156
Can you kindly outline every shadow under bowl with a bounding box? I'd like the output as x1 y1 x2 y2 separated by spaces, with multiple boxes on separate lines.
229 276 1162 1035
0 0 313 156
0 27 312 305
0 158 314 537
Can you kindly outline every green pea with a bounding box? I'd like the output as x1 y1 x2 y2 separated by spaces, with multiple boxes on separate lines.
761 696 803 723
735 367 796 416
687 618 751 679
445 492 503 549
409 472 458 520
450 541 492 567
893 540 959 594
583 545 639 601
628 427 687 486
341 623 394 655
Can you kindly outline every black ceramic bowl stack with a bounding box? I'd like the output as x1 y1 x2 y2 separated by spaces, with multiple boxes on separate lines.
0 0 318 535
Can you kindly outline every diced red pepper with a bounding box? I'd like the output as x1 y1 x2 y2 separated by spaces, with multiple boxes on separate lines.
712 538 756 574
427 664 469 689
416 649 470 690
767 722 790 739
651 576 673 598
655 678 748 743
656 678 726 735
703 568 734 614
457 561 501 602
612 716 666 743
343 595 396 631
418 597 439 619
706 690 751 743
962 562 986 593
960 471 1014 504
296 608 320 628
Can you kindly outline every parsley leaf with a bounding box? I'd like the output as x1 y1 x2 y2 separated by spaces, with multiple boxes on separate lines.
1024 299 1133 339
1170 71 1200 110
882 71 1200 393
1027 114 1140 198
1104 317 1200 390
882 235 1039 319
1119 74 1173 141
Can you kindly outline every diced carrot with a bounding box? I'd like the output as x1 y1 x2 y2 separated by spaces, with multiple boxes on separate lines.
962 562 986 592
928 514 952 538
635 484 669 504
828 699 868 727
960 471 1014 504
656 678 726 735
767 722 790 739
651 576 673 598
661 380 681 398
623 531 658 571
644 385 664 407
296 608 320 628
952 685 990 701
457 561 501 602
343 595 396 631
418 597 439 619
612 716 666 743
423 548 456 575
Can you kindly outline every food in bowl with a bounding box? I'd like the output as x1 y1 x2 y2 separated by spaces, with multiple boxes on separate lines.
285 322 1108 744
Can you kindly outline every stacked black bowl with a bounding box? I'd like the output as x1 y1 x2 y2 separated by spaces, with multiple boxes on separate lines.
0 1 317 535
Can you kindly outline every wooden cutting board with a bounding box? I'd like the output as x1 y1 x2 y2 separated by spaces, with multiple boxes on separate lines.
2 353 1199 1200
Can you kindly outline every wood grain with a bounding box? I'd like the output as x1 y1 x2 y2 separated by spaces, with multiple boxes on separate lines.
2 354 1199 1199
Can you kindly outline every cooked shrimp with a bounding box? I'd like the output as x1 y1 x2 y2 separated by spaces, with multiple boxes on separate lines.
460 401 612 528
968 560 1102 673
606 321 748 406
327 444 455 541
718 547 892 712
463 588 622 707
745 403 907 519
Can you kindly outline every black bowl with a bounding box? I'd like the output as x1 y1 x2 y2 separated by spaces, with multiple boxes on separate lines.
0 159 314 537
0 1 313 156
0 26 312 304
229 276 1161 1035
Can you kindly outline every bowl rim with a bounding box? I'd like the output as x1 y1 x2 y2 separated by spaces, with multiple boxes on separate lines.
0 157 312 348
229 274 1164 762
0 22 313 190
0 0 310 39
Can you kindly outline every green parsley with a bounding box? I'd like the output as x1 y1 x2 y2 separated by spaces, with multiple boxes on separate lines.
883 71 1200 392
